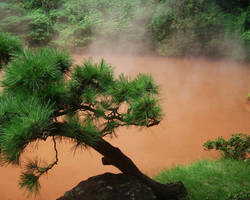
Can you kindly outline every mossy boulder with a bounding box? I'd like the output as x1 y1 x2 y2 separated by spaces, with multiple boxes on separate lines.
57 173 157 200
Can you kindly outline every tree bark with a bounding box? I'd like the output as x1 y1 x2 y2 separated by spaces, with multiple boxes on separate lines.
90 138 187 200
52 123 187 199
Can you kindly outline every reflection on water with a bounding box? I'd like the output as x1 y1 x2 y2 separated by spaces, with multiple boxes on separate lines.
0 56 250 200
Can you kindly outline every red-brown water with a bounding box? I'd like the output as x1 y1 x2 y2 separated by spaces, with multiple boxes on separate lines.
0 55 250 200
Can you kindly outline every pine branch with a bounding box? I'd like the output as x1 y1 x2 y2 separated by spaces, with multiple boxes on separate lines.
36 136 58 175
146 119 160 127
53 104 96 117
19 136 59 193
53 100 160 130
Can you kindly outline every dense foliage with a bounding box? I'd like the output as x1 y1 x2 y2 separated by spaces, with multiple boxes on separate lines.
0 46 162 193
203 133 250 160
151 0 250 58
17 0 61 12
0 0 249 60
0 32 22 67
26 9 54 44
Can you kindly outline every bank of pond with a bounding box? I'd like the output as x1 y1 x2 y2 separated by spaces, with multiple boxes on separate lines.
155 158 250 200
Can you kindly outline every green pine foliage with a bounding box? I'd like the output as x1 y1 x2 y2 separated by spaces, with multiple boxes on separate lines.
0 47 162 193
19 172 40 193
0 95 54 164
2 47 72 105
0 32 22 67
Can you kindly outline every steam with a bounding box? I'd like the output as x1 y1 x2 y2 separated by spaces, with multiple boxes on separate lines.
0 1 29 35
0 0 248 60
66 0 156 56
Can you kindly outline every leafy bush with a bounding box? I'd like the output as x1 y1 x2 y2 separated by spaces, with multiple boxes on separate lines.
203 133 250 160
51 0 154 49
26 10 54 45
0 32 22 67
150 0 227 57
50 0 103 47
17 0 61 12
149 0 250 60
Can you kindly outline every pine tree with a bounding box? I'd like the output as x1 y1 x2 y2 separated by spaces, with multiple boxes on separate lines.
0 47 186 199
0 32 22 68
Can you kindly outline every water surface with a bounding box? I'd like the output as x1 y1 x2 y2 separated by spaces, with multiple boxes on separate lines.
0 56 249 200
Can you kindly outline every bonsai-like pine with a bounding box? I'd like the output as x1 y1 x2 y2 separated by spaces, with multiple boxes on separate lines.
0 47 186 199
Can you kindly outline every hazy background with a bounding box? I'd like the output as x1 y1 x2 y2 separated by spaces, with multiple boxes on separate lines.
0 0 250 60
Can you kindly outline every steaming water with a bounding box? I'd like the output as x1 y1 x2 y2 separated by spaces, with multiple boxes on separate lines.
0 56 250 200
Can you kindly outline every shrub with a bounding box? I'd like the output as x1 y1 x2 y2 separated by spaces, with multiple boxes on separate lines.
18 0 61 12
51 0 154 49
150 0 228 57
203 133 250 160
149 0 250 59
26 10 54 45
0 32 22 67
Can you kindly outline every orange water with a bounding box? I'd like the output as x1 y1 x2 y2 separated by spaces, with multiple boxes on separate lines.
0 55 250 200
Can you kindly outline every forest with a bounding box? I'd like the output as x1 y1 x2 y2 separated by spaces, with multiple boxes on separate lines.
0 0 250 60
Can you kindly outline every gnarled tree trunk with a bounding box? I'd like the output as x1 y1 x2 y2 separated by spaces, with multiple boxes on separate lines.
54 122 187 199
90 138 187 200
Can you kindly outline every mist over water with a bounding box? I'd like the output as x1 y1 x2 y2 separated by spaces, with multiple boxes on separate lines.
0 55 250 200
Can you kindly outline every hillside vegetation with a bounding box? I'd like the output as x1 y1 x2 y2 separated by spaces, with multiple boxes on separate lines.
0 0 249 60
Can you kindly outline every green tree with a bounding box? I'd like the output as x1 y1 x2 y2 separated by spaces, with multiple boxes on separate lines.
18 0 61 12
27 10 54 45
0 47 186 199
0 32 22 68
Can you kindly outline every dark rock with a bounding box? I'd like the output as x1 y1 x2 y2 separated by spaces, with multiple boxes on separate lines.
57 173 158 200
